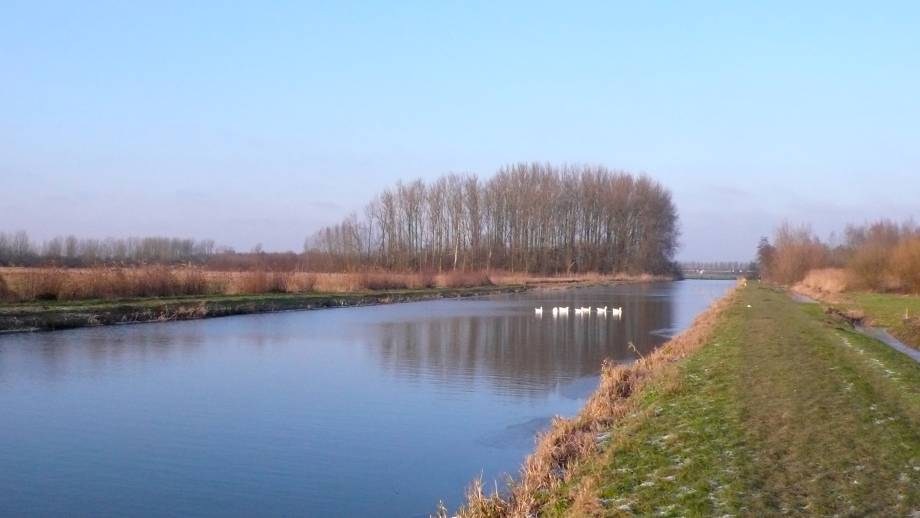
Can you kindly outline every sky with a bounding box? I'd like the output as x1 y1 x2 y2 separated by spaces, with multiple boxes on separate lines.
3 1 919 261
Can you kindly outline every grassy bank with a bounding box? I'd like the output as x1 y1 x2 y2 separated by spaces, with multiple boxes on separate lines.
840 292 920 349
453 283 920 516
0 285 526 333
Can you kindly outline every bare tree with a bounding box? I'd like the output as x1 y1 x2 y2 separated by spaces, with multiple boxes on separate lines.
306 163 680 275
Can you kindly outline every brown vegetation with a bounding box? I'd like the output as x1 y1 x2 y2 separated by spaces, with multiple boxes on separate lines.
447 282 740 517
891 236 920 293
757 223 830 285
793 268 848 301
0 273 13 302
759 219 920 294
4 267 217 301
0 267 646 304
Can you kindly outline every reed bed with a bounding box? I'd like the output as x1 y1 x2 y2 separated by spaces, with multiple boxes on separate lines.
0 268 496 302
792 267 849 302
0 267 663 304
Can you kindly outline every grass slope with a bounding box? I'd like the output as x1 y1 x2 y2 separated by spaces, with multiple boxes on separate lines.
547 284 920 516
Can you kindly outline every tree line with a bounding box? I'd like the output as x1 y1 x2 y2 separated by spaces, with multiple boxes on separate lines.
0 232 217 267
757 219 920 293
305 163 680 274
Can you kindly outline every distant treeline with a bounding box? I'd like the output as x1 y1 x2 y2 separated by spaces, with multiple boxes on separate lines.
3 164 680 275
305 163 680 274
0 232 307 271
680 261 754 273
758 219 920 293
0 232 217 266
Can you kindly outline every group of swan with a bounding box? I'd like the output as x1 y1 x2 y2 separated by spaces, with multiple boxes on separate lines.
534 306 622 317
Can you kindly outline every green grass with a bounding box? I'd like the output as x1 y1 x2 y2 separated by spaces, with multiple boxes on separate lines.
546 284 920 516
842 292 920 348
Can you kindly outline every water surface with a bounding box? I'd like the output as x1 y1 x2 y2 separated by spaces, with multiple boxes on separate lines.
0 280 732 517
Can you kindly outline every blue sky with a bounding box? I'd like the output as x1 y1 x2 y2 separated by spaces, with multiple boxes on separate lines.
3 1 919 260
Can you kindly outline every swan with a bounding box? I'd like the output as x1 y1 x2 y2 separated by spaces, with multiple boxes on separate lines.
610 306 623 317
596 306 607 315
534 306 543 316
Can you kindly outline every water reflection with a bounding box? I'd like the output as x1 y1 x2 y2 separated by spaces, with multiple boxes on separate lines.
369 286 673 398
0 280 733 517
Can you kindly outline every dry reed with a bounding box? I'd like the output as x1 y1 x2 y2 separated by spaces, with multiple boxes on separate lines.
0 273 13 302
0 267 658 304
793 268 848 302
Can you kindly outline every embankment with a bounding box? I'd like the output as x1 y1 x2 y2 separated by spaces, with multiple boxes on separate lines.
0 285 527 333
449 281 742 516
450 282 920 516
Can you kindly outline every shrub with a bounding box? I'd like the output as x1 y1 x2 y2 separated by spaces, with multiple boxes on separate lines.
847 242 894 291
765 223 831 284
891 237 920 294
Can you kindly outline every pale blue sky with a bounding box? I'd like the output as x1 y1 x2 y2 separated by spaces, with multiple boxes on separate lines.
3 1 918 260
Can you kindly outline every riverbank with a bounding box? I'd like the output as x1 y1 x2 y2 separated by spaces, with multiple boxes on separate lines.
451 282 920 516
0 273 679 334
0 285 529 333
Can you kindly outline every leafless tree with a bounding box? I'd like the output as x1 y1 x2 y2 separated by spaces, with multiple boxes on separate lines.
306 163 680 274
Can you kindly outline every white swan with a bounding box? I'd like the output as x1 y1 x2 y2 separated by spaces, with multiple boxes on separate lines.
596 306 607 315
610 306 623 317
534 306 543 316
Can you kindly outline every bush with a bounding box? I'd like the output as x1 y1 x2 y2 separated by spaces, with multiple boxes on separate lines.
762 224 831 284
891 237 920 294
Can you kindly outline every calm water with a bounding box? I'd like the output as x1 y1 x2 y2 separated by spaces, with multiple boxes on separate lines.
0 280 732 517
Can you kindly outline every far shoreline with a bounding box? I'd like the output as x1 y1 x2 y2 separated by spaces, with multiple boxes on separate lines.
0 274 685 334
